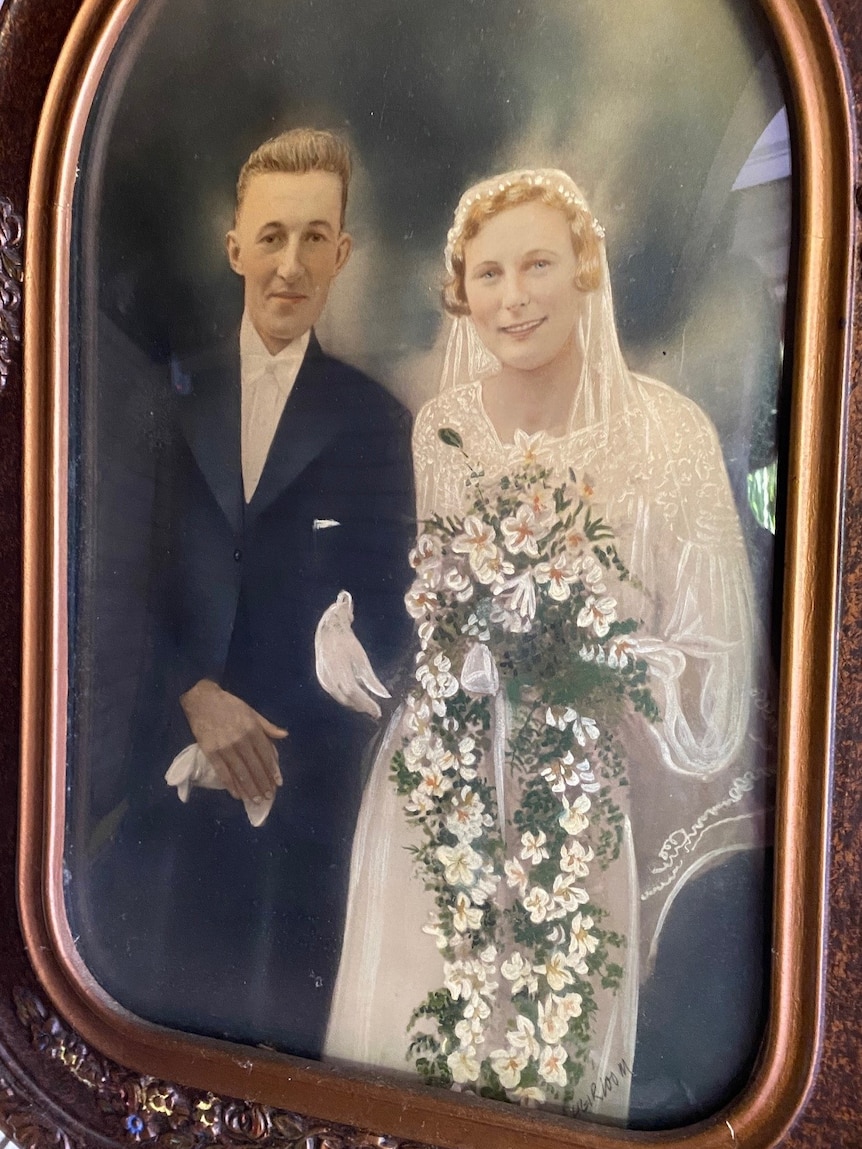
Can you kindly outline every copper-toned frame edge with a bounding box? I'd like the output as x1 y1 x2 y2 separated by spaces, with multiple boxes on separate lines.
17 0 853 1145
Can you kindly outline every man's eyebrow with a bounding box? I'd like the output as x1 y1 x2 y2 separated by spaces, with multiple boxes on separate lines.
306 219 336 233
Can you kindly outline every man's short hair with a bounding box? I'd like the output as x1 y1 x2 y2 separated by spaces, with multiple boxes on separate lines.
236 128 352 227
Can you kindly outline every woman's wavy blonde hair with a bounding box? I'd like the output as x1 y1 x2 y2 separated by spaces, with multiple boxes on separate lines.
442 175 604 317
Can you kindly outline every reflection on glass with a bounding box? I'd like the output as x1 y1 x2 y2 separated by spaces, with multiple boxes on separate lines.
63 0 788 1131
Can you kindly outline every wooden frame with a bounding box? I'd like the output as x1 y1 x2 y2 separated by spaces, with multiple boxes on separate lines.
0 0 856 1146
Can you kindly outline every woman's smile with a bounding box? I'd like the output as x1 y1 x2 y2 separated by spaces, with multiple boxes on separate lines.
499 317 546 338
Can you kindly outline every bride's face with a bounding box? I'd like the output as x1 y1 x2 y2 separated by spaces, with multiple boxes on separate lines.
463 201 583 376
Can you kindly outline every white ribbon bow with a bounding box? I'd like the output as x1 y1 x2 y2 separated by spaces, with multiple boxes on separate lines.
460 642 509 835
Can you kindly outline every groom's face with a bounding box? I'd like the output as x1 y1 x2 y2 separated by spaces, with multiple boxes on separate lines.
227 170 352 355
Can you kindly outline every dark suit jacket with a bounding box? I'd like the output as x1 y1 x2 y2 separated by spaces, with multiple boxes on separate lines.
75 333 416 1056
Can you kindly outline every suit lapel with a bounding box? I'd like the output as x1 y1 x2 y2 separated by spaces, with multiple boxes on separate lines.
177 345 244 536
245 333 344 526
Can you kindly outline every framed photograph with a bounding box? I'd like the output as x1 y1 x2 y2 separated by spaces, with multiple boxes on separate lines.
1 0 856 1146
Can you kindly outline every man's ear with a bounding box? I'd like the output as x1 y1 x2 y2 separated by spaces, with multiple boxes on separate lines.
226 230 243 276
332 231 353 277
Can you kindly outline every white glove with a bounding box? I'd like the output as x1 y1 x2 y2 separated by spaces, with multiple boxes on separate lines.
315 590 391 719
165 744 274 827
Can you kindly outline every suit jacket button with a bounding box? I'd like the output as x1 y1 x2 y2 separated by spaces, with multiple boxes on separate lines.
233 548 242 562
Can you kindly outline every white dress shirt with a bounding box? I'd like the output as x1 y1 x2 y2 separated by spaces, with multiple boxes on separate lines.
240 314 310 502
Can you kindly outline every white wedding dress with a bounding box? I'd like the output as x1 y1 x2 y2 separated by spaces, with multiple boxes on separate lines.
324 374 768 1123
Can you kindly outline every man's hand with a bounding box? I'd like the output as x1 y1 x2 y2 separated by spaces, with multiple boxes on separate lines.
315 590 391 719
179 680 286 803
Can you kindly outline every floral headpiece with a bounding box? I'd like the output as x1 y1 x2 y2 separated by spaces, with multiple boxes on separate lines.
444 168 605 276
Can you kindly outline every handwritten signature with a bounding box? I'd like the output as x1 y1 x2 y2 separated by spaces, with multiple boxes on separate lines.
573 1058 632 1117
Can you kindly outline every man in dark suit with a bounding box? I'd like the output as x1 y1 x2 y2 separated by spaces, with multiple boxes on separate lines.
78 129 415 1058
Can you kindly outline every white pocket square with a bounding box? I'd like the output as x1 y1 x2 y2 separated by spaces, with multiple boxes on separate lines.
313 518 341 530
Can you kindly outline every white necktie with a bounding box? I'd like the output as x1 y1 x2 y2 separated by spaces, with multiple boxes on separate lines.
242 363 289 502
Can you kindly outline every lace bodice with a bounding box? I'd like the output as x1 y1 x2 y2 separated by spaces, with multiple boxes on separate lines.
413 378 757 781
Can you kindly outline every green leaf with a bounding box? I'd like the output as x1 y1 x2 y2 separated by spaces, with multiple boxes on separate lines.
438 427 464 450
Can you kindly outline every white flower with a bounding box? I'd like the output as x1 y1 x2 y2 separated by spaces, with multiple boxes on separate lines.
479 944 498 967
404 736 429 769
417 763 454 798
522 886 553 923
422 914 448 951
458 736 477 764
552 873 590 914
545 705 577 731
540 1045 570 1085
436 843 483 887
520 830 549 864
451 516 498 572
512 1086 546 1107
535 951 574 992
405 789 435 817
416 652 460 715
522 483 555 521
534 554 578 602
500 505 548 558
572 712 600 746
569 912 600 959
416 652 460 696
445 786 487 842
409 532 444 576
451 891 483 933
490 1047 528 1089
510 428 553 470
560 840 594 876
465 986 496 1015
540 753 582 794
538 997 570 1045
447 1047 480 1084
473 549 515 588
495 569 538 620
545 706 599 744
404 696 433 737
444 959 488 1000
557 992 584 1020
501 952 538 997
470 869 501 905
577 593 618 638
559 793 592 835
580 553 607 593
504 857 529 895
444 565 474 602
508 1015 541 1059
405 583 438 619
455 1016 486 1045
410 543 444 593
417 620 435 649
607 636 634 670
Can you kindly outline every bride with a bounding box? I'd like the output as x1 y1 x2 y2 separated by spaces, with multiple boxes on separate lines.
324 169 769 1124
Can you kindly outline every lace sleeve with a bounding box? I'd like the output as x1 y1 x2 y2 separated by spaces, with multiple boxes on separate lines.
412 396 473 522
634 385 757 778
412 401 442 522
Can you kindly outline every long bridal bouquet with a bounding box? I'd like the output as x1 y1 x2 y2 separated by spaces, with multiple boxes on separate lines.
392 428 660 1109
